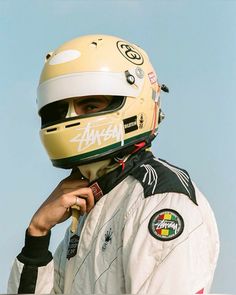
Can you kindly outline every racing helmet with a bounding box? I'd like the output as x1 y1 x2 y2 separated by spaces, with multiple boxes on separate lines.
37 34 164 169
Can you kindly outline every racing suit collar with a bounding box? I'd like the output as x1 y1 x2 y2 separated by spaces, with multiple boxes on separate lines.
89 150 153 202
89 149 197 205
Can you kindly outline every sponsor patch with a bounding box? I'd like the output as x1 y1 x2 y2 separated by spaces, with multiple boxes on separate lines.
148 72 157 84
138 113 144 129
123 116 138 133
67 234 80 260
117 41 144 65
148 209 184 241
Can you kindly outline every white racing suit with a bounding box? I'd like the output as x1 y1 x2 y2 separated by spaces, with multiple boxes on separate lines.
8 151 219 294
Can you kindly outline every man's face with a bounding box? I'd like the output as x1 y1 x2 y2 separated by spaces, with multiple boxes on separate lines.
72 95 113 116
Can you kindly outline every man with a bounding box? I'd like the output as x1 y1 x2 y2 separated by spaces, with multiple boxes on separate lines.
8 34 219 294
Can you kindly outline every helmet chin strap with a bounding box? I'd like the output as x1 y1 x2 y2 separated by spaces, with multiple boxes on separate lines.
114 141 147 171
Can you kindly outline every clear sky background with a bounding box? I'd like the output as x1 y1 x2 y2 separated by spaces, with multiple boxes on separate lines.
0 0 235 293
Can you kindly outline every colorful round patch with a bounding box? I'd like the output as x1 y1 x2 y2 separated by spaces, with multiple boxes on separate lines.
148 209 184 241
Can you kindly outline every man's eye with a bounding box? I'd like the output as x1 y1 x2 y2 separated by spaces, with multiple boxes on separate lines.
73 98 110 116
82 104 100 113
85 104 97 111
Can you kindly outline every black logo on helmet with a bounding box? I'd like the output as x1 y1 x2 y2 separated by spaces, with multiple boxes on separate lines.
123 116 138 133
117 41 144 65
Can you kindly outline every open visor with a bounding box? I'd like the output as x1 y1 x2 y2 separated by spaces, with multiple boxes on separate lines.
39 96 125 128
37 70 144 111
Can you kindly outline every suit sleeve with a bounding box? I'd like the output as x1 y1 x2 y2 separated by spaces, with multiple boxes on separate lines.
122 190 219 294
7 230 54 294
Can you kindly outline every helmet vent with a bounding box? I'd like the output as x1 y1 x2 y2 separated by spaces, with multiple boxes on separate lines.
46 128 57 133
90 41 98 48
65 122 81 128
90 39 103 48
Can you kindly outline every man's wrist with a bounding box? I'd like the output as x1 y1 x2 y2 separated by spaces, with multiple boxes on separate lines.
28 223 49 237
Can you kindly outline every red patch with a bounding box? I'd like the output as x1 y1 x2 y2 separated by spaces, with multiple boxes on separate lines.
90 182 103 202
148 72 156 84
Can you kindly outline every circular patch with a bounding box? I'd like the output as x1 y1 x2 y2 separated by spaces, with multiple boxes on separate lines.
135 67 145 78
116 41 144 65
148 209 184 241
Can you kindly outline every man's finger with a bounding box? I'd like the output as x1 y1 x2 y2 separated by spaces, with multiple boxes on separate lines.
65 187 94 213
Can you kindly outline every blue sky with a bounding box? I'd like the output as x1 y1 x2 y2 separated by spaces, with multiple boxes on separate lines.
0 0 236 293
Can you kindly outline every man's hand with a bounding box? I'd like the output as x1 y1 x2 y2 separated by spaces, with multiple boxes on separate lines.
28 174 94 236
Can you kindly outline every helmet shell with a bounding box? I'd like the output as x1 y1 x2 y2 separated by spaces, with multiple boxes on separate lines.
37 34 161 168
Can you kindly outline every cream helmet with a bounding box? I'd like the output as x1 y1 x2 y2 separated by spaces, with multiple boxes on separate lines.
37 34 166 169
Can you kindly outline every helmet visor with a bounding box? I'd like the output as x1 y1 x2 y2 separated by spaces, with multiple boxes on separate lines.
39 95 125 128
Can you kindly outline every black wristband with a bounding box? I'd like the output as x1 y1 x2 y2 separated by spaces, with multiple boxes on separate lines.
17 229 53 267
